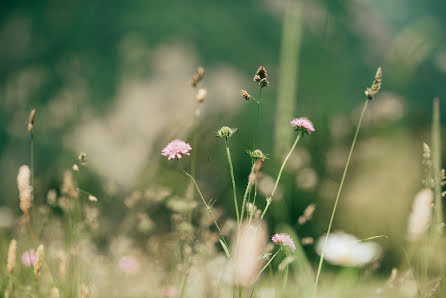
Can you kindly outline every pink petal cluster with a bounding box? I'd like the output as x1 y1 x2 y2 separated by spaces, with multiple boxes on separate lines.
290 117 315 134
21 249 37 267
272 233 296 252
161 139 192 160
119 256 140 274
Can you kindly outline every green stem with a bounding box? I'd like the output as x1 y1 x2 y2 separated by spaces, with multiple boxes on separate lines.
30 132 34 193
253 87 262 150
249 182 257 224
281 265 289 298
432 98 443 234
177 160 230 254
239 287 243 298
240 164 255 225
250 249 281 298
312 99 369 297
225 138 240 225
261 133 302 219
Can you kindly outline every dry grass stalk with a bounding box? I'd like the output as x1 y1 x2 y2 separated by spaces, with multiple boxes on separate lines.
232 220 267 287
17 165 32 215
7 239 16 274
34 244 44 281
407 189 434 241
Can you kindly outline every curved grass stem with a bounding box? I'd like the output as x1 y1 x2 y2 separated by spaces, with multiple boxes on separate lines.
177 160 230 255
261 132 301 219
312 99 369 297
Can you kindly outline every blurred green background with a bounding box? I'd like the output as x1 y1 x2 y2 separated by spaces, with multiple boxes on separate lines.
1 0 446 270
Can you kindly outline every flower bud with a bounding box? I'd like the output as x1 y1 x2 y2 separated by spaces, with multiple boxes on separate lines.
217 126 237 138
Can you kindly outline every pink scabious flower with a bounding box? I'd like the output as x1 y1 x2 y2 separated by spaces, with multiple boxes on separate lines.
119 256 140 274
161 139 192 160
272 233 296 252
290 117 315 134
21 249 37 267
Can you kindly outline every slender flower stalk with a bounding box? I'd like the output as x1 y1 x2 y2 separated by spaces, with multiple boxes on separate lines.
225 138 240 225
177 160 230 254
261 132 302 219
313 67 381 296
240 164 255 225
249 249 281 298
312 100 369 296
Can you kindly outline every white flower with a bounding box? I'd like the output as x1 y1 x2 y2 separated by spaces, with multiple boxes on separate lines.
315 231 381 267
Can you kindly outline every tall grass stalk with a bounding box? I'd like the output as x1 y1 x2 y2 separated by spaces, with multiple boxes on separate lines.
432 98 443 234
312 99 369 297
274 3 302 157
261 132 302 219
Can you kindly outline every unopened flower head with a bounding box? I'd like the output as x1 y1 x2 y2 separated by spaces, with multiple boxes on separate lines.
365 67 382 100
7 239 16 274
78 152 87 166
248 149 268 161
407 188 434 241
196 88 207 103
272 233 296 252
162 139 192 160
241 89 251 101
191 66 205 87
34 244 44 281
72 164 79 173
28 109 36 132
217 126 237 138
254 66 267 82
259 78 269 88
17 165 32 215
22 249 37 267
315 231 381 267
290 117 315 135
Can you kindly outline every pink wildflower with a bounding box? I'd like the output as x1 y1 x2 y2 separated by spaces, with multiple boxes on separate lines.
161 139 192 160
290 117 315 134
119 256 140 274
272 233 296 252
21 249 37 267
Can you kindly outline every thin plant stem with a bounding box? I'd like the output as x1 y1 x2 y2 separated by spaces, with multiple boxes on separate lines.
240 164 255 225
177 160 230 253
239 287 243 298
31 132 34 193
312 99 369 297
250 249 281 298
249 182 257 224
253 87 262 151
225 138 240 225
281 265 289 298
261 133 302 219
432 98 443 234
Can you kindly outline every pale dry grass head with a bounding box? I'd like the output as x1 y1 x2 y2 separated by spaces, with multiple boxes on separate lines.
232 220 267 287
